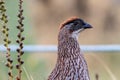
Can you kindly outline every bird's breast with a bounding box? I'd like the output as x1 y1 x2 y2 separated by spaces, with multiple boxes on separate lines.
48 55 90 80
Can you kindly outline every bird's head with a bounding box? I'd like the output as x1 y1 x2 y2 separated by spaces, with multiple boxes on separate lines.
59 17 92 39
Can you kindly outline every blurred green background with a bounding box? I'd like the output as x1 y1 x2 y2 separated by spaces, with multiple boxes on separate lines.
0 0 120 80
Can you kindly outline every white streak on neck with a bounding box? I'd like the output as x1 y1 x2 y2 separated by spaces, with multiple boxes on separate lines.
71 28 84 40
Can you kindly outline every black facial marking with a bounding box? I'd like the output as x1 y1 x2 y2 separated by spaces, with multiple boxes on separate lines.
64 18 92 32
69 19 86 31
65 19 85 26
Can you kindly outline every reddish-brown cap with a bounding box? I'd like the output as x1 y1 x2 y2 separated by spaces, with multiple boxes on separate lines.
60 17 79 29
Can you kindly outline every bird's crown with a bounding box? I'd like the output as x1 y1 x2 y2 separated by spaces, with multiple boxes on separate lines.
60 17 80 29
60 17 92 31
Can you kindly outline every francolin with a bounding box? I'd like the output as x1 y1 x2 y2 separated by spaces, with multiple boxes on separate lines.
48 17 92 80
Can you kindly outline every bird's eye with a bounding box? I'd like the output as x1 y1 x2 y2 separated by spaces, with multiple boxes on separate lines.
73 21 78 25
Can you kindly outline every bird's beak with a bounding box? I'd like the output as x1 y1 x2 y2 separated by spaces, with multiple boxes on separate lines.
83 23 93 29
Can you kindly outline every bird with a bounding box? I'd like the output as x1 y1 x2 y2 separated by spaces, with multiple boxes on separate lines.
48 17 92 80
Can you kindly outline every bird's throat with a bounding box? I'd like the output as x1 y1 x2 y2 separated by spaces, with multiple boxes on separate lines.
58 37 81 59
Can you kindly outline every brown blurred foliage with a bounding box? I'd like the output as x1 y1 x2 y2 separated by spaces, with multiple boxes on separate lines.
27 0 120 44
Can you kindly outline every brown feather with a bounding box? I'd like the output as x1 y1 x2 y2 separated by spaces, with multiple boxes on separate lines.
48 17 90 80
60 17 79 29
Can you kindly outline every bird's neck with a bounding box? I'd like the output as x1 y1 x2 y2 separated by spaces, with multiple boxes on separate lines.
58 35 81 59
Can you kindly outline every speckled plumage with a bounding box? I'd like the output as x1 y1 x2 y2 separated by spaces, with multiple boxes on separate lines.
48 17 92 80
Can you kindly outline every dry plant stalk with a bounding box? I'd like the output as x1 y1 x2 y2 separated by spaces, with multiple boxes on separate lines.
0 0 13 80
95 73 99 80
16 0 25 80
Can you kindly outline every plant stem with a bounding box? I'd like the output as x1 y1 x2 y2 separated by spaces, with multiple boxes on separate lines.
0 0 13 80
16 0 25 80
